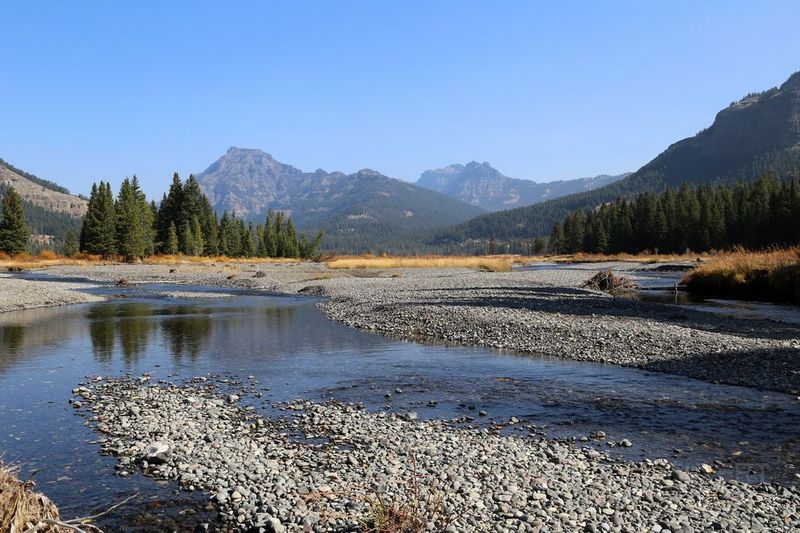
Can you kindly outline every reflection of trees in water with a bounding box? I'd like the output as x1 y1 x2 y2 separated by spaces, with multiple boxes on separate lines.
88 306 117 362
116 304 156 364
160 305 213 361
0 325 25 355
88 303 157 364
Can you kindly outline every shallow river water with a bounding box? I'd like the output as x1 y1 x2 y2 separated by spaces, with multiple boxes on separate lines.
1 281 799 529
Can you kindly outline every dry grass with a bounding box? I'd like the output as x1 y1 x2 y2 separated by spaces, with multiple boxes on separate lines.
0 252 97 270
362 455 453 533
326 255 513 272
0 252 302 271
519 251 708 264
682 247 800 304
0 463 63 532
142 254 301 265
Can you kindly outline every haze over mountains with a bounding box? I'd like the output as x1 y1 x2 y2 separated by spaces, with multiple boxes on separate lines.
437 70 800 245
416 161 628 211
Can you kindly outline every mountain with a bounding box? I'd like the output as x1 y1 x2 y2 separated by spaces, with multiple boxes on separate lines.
195 148 484 252
436 70 800 243
0 159 86 244
0 160 87 217
417 161 628 211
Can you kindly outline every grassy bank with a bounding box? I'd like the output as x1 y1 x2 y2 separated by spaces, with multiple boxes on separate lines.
326 255 513 272
682 248 800 304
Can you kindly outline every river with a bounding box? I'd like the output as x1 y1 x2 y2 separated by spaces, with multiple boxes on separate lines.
0 281 798 529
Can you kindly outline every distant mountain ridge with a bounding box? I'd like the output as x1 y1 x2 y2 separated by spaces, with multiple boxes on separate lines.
195 148 484 252
436 70 800 243
417 161 628 210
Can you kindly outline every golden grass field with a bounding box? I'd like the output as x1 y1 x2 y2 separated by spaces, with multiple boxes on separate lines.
325 255 514 272
682 247 800 304
0 251 302 270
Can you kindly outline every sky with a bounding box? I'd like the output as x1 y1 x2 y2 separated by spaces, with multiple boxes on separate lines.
2 1 799 199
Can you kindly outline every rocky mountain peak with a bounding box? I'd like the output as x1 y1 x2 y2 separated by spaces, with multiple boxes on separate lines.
462 161 505 179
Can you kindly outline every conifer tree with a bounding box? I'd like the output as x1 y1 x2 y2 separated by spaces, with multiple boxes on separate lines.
63 229 78 257
166 221 179 255
181 220 195 256
115 177 151 261
192 216 204 256
0 186 30 255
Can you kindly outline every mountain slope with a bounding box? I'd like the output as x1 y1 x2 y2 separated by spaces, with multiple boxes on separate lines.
0 160 86 243
195 148 484 251
0 161 87 216
437 71 800 242
417 161 627 211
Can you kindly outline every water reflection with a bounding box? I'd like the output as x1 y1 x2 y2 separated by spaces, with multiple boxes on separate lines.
160 306 213 361
1 324 26 355
87 303 157 364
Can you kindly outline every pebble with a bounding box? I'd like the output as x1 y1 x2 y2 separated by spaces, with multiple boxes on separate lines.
73 376 800 532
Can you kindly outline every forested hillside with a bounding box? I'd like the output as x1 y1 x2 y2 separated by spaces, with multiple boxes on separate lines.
550 174 800 254
435 71 800 245
0 182 82 244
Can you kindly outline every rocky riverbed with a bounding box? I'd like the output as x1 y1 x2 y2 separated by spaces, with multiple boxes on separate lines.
75 376 799 532
36 262 800 393
0 272 103 312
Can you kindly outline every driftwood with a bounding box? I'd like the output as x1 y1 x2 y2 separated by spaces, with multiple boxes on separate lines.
584 270 638 293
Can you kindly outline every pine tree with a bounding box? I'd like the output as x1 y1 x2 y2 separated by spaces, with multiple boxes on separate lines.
181 220 195 256
285 219 300 258
192 216 204 256
548 222 564 254
264 210 277 257
98 182 118 257
166 221 179 254
115 177 150 261
0 186 30 255
63 229 78 257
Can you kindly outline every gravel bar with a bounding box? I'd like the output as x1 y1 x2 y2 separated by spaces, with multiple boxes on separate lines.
0 273 104 313
74 376 799 532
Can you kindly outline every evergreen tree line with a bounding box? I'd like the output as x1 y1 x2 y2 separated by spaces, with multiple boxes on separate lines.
549 174 800 254
80 174 323 260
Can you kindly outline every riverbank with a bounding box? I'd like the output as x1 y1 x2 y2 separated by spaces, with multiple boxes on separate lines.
683 247 800 305
7 261 800 393
75 375 800 532
0 273 104 313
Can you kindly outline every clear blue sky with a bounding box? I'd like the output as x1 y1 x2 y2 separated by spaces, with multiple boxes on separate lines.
2 1 799 199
